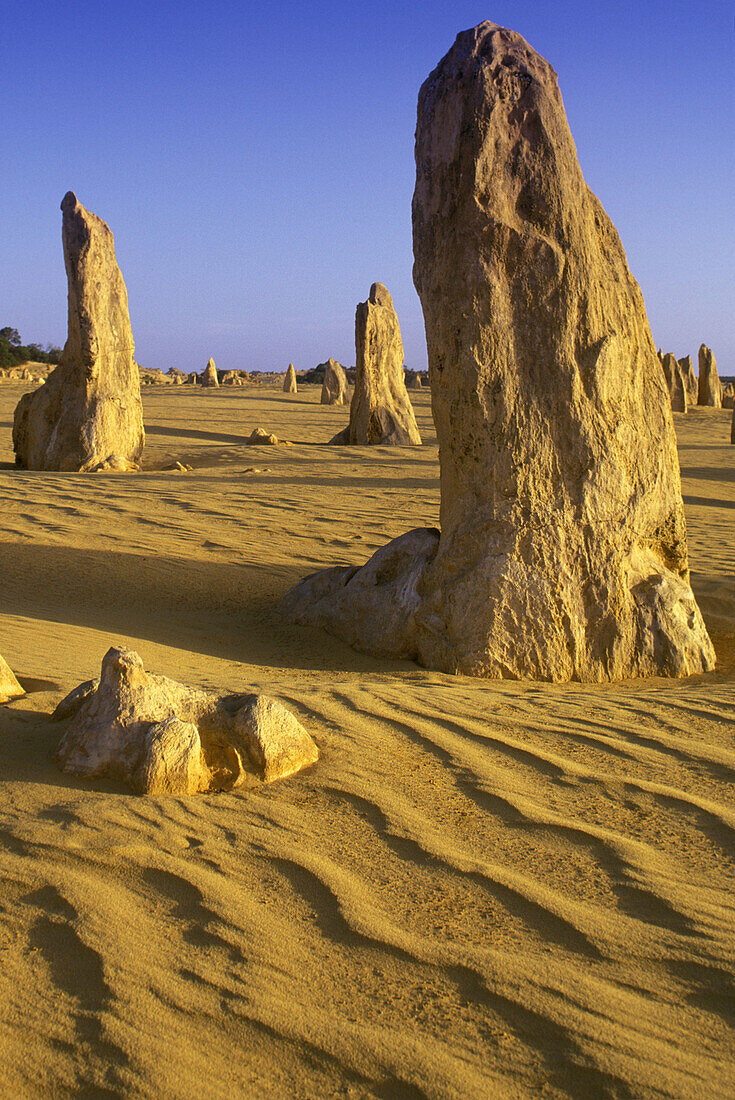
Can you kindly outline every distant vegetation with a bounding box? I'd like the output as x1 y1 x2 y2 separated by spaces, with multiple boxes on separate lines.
0 326 62 369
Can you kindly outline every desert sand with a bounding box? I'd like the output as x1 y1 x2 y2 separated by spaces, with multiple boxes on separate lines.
0 381 733 1098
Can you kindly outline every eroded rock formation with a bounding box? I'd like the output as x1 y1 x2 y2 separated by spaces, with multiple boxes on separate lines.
283 363 297 393
698 345 722 407
55 648 318 794
678 356 698 407
332 284 421 446
13 192 144 471
282 22 714 682
202 358 219 387
0 654 24 704
661 353 687 412
320 359 348 405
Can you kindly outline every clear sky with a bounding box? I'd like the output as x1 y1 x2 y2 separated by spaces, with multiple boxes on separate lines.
1 0 733 374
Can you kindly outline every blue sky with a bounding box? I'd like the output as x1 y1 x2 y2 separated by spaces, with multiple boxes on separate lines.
2 0 733 373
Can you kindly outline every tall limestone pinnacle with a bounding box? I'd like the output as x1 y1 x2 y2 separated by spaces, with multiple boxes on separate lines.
344 283 421 445
13 192 145 471
409 22 714 679
285 22 715 681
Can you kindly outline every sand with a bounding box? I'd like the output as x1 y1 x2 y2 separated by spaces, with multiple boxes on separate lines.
0 381 733 1098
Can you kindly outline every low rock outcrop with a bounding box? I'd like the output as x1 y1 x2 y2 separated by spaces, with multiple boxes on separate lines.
54 647 318 794
332 284 421 446
247 427 278 445
320 359 348 405
282 21 714 682
0 654 24 704
283 364 298 393
13 192 145 471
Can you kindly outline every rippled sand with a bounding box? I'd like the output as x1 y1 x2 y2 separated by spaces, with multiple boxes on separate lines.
0 383 733 1098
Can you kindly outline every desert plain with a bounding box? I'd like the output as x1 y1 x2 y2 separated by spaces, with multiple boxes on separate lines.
0 379 733 1098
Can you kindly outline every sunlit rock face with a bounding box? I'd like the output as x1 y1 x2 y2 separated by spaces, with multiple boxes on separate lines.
13 192 144 472
410 22 714 680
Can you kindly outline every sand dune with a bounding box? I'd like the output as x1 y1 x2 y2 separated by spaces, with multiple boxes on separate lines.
1 382 733 1098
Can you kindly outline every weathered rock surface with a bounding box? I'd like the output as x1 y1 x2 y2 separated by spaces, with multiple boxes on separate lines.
334 284 421 446
12 192 145 472
247 427 279 445
55 647 318 794
281 528 440 658
661 353 687 412
405 370 423 389
723 383 734 410
283 363 298 393
0 654 24 704
201 358 219 387
320 359 348 405
697 345 722 407
731 404 735 444
678 356 698 407
283 22 714 682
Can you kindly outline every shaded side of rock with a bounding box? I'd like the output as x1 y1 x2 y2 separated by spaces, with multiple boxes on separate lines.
280 528 440 659
12 192 145 472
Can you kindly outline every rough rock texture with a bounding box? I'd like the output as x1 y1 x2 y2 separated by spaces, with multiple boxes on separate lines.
661 353 687 412
283 22 714 682
405 370 423 389
723 383 734 411
697 345 722 407
55 647 318 794
247 427 278 445
320 359 348 405
283 363 298 393
281 528 440 659
201 358 219 387
731 405 735 444
337 284 421 446
12 192 145 472
0 654 24 704
678 356 698 407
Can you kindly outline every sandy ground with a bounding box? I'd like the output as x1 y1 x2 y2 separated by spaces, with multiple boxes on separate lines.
0 382 733 1099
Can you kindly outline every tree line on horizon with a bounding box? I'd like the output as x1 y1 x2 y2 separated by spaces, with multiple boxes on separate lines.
0 327 62 369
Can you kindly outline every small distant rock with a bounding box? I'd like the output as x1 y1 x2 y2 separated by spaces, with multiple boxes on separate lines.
337 282 421 446
660 352 687 412
698 345 722 407
283 363 298 393
201 358 219 387
247 427 278 445
678 356 698 406
320 358 348 405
